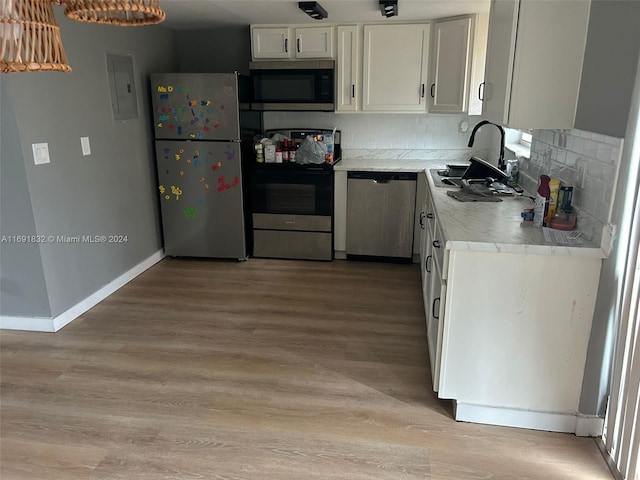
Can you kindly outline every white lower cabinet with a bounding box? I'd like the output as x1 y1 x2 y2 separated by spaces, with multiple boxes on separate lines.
420 181 602 433
427 257 446 392
420 189 446 392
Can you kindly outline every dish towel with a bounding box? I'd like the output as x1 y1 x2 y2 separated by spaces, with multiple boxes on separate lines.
446 184 503 202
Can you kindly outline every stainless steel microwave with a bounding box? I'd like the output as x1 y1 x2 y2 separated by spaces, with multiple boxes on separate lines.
249 60 335 112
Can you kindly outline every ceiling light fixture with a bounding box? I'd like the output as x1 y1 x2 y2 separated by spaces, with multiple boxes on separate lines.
57 0 166 26
298 1 327 20
0 0 71 73
379 0 398 18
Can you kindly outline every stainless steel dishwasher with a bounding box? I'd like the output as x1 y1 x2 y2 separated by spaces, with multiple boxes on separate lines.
346 171 417 262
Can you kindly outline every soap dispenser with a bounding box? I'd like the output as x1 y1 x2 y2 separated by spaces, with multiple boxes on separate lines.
533 175 550 227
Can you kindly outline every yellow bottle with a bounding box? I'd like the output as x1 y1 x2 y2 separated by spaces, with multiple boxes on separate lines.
546 179 561 224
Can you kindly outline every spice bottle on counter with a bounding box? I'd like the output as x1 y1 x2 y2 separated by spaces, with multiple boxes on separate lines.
282 140 290 162
255 143 264 163
289 141 297 163
275 147 283 164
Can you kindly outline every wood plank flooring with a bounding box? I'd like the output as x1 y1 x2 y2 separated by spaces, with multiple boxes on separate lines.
1 258 613 479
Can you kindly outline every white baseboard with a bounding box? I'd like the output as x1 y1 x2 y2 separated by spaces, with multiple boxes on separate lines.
454 402 604 435
0 250 165 333
576 414 605 437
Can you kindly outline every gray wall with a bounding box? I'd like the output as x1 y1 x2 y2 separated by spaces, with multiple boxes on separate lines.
176 26 251 74
0 79 51 317
579 53 640 417
574 0 640 138
577 2 640 416
0 12 177 318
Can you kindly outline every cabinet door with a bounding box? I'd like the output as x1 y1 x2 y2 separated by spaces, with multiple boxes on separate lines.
252 27 291 59
468 12 489 116
333 170 348 255
336 25 360 112
295 26 333 58
482 0 519 124
427 245 446 392
413 171 427 258
428 16 472 113
508 0 589 129
362 24 430 111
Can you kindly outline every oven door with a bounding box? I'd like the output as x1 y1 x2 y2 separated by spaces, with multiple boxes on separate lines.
250 168 333 216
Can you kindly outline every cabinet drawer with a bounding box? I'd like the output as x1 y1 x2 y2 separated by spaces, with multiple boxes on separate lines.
253 230 332 261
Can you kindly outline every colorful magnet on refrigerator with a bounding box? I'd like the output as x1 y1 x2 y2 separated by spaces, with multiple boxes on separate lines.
184 207 198 220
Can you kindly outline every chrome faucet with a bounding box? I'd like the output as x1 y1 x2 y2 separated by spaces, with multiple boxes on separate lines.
467 120 506 171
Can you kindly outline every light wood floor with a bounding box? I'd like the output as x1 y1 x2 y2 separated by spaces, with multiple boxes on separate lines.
1 258 612 479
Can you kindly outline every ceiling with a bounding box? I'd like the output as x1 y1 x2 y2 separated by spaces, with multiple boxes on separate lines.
159 0 491 30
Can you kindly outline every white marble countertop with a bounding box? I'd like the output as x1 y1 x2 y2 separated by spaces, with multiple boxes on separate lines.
335 157 449 172
337 151 606 258
335 149 469 172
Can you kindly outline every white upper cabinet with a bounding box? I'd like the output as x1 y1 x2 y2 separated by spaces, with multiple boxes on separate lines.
427 16 473 113
251 26 333 60
336 25 360 112
467 12 489 116
252 27 291 59
294 26 333 58
482 0 590 129
362 24 430 112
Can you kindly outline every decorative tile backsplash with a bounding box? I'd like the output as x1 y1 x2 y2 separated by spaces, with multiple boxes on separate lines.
263 112 492 150
518 129 623 245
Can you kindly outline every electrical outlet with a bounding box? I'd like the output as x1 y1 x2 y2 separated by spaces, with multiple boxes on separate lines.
32 143 50 165
576 159 587 188
81 137 91 156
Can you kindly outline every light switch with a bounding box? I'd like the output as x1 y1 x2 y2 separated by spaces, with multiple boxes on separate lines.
32 143 50 165
81 136 91 156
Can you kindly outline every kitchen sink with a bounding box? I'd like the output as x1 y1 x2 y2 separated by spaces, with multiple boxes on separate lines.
430 172 488 188
430 157 511 188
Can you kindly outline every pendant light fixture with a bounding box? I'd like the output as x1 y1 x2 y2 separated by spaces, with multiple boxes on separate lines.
0 0 71 73
59 0 166 26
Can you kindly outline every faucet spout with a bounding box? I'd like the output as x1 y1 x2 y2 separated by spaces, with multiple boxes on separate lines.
468 120 506 171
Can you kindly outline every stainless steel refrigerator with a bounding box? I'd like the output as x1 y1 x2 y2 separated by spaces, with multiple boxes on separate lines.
150 73 249 259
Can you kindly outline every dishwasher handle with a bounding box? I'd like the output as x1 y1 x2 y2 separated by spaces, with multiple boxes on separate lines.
347 171 418 182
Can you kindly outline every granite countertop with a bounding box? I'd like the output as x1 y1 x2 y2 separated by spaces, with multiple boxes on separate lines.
337 150 606 258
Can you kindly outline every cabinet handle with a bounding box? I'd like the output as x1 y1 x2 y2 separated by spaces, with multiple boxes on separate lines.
426 212 434 219
479 82 485 101
432 240 441 249
419 211 426 229
432 297 440 319
351 84 355 99
426 255 432 273
297 38 301 53
285 38 288 53
421 84 425 98
430 83 435 98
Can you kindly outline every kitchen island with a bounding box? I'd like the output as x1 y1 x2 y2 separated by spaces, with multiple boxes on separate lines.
336 152 606 436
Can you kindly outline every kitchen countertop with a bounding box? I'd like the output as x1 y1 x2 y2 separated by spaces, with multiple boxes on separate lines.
337 152 607 258
335 156 448 173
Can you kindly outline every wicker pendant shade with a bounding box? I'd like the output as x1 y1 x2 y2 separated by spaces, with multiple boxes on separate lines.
0 0 71 73
61 0 165 26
